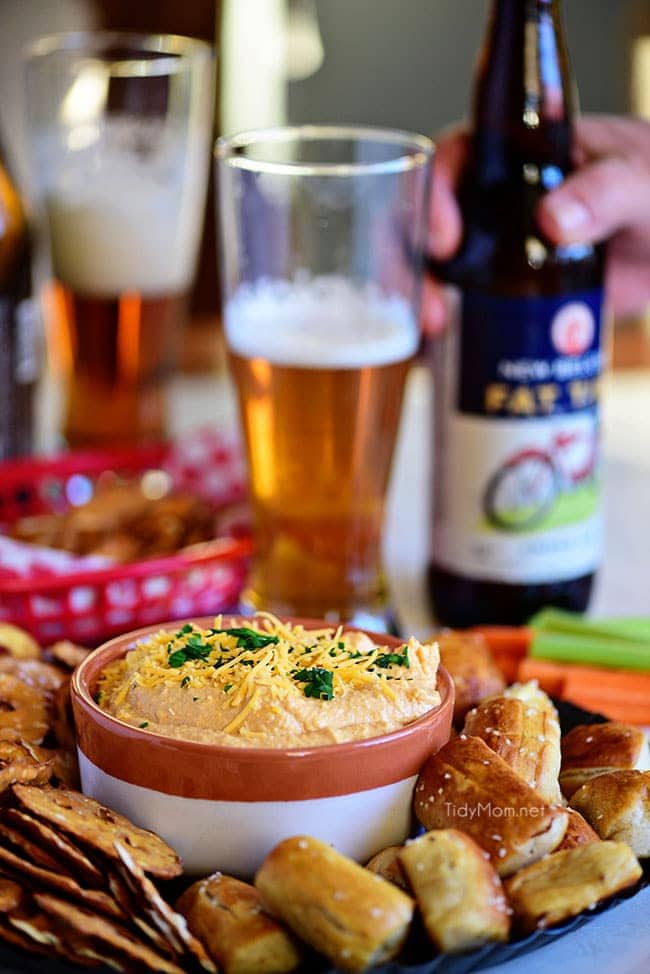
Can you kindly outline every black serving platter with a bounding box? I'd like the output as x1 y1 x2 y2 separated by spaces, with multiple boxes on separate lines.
0 700 644 974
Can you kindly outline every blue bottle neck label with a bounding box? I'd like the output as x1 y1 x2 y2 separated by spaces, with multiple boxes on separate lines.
458 288 604 418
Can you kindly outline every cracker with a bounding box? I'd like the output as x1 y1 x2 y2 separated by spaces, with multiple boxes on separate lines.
42 910 156 973
0 877 23 913
13 785 182 879
9 906 73 959
3 806 103 887
49 678 76 752
0 657 66 695
34 892 186 974
0 820 64 872
0 917 52 958
48 747 80 789
0 841 123 918
107 870 175 957
115 842 216 972
63 939 129 972
0 675 49 745
47 640 92 670
0 624 40 661
25 743 80 789
8 904 96 967
0 740 53 793
4 915 62 957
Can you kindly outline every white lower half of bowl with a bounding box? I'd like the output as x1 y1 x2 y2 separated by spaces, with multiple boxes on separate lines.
79 749 417 876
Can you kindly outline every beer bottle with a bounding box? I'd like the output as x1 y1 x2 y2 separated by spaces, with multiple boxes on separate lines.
0 140 37 459
428 0 605 626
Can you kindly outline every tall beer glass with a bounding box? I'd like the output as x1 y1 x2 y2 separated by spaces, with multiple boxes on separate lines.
25 33 214 446
217 127 432 626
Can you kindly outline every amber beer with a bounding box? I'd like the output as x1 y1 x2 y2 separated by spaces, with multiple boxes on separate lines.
41 130 203 447
46 284 186 447
226 279 418 621
25 35 215 448
218 126 432 624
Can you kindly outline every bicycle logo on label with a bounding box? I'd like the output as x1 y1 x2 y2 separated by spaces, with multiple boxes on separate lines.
483 428 598 532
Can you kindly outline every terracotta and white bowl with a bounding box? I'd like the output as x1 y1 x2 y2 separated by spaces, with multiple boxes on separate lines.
71 617 454 876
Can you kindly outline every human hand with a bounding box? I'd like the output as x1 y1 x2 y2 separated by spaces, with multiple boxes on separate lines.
423 115 650 334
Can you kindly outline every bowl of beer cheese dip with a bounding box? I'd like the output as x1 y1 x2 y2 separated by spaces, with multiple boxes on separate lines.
72 615 453 875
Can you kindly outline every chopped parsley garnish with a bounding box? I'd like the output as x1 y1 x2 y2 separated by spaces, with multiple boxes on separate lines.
224 684 233 693
169 649 198 668
168 633 213 668
329 648 337 657
373 646 410 669
293 667 334 701
187 632 212 650
181 676 190 688
348 651 362 659
240 659 255 667
337 641 345 650
175 623 194 636
209 627 279 651
139 722 149 729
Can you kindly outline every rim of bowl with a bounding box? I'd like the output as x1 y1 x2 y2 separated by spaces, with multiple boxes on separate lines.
72 616 454 761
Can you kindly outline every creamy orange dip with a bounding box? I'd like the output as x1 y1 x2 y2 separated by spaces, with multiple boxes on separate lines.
96 615 441 748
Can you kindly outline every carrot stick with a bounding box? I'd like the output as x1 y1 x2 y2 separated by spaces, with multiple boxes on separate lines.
517 657 650 724
471 626 533 656
516 658 568 696
560 690 650 725
518 657 650 694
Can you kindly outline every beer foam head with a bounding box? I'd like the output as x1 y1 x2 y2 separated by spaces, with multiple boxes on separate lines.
34 117 209 296
225 276 418 368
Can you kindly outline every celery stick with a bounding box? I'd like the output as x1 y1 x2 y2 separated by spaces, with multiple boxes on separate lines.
529 608 650 644
530 631 650 670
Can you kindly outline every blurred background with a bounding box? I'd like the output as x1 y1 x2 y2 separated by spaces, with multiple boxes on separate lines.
1 0 648 370
0 0 647 668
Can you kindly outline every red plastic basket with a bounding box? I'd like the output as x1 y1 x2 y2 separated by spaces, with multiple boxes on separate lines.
0 433 251 645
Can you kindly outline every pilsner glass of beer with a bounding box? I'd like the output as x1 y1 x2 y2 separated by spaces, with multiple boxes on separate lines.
25 33 214 446
216 127 432 626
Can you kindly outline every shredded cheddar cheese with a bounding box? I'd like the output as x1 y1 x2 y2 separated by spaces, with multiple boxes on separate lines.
96 614 441 747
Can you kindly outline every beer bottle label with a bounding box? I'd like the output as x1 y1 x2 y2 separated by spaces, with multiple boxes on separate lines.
433 288 604 584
